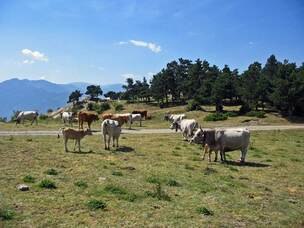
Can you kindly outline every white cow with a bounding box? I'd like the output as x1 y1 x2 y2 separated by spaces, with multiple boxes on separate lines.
16 111 39 125
101 119 122 150
60 112 75 126
170 119 198 140
190 128 250 163
130 113 142 128
164 113 186 123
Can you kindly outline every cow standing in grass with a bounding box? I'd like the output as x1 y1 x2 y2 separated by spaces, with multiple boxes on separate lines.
132 110 148 119
58 127 92 152
190 128 250 163
78 111 99 129
16 111 39 125
164 113 186 123
170 119 198 140
60 112 75 126
130 113 142 128
101 119 122 150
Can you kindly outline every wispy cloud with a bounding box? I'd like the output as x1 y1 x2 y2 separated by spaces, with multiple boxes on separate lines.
249 41 254 45
21 49 49 62
23 59 35 64
119 40 161 53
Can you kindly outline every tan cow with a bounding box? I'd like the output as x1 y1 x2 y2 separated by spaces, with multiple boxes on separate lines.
58 127 92 152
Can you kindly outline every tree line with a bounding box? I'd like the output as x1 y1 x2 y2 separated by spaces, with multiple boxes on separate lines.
121 55 304 116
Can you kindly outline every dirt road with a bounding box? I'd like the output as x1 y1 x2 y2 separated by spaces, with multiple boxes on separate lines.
0 125 304 136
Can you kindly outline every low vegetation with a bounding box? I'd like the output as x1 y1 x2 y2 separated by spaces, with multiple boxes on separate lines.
0 131 303 226
38 179 57 189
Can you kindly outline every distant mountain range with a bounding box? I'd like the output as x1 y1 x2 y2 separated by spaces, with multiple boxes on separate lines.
0 78 123 118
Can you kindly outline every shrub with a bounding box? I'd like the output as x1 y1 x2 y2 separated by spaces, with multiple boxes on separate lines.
196 207 214 216
47 108 53 113
186 99 202 111
39 114 48 120
146 176 161 184
0 208 15 220
145 183 170 201
23 175 36 183
99 102 111 112
112 171 123 176
167 179 181 187
204 113 228 121
39 179 56 189
113 102 124 112
86 199 107 210
74 180 88 188
239 103 251 114
225 111 238 117
45 168 58 175
104 185 126 195
245 111 266 118
0 117 7 122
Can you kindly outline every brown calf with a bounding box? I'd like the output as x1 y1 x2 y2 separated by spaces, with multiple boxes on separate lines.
78 111 99 129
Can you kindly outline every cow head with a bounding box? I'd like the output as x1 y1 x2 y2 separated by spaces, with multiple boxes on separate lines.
170 121 180 132
190 128 205 144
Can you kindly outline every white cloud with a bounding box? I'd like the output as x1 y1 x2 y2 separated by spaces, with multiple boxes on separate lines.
122 73 136 79
21 49 49 62
118 40 161 53
129 40 161 53
249 41 254 45
118 41 128 45
23 59 35 64
40 76 46 80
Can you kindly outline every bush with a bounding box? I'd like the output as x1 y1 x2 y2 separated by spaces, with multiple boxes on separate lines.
112 171 123 176
86 199 107 210
245 111 266 118
146 176 161 184
39 179 56 189
47 109 53 113
45 168 58 175
89 102 111 114
39 114 48 120
23 175 36 183
74 180 88 188
113 102 124 112
104 185 127 195
186 99 202 111
145 183 171 201
225 111 238 117
167 179 181 187
99 102 111 112
0 208 15 220
0 117 7 122
204 113 228 121
239 103 251 114
196 207 214 216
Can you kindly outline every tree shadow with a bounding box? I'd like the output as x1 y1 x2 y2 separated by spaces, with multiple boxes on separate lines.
224 160 270 168
115 146 134 153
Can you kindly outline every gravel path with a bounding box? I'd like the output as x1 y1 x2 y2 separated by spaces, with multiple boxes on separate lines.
0 124 304 136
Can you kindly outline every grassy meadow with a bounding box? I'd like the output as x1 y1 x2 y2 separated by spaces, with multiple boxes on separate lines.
1 130 304 227
0 103 297 131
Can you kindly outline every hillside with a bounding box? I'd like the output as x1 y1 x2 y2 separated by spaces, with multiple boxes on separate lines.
0 78 123 118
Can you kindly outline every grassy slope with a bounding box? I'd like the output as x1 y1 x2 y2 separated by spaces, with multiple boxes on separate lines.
0 103 295 131
1 130 304 227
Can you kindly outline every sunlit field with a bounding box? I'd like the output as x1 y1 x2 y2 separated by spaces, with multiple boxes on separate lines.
0 103 297 131
1 130 303 227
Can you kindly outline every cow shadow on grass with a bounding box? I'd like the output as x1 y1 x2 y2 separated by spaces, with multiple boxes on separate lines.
224 160 270 168
115 146 134 153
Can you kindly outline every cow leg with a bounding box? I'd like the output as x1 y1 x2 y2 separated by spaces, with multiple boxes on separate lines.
107 135 111 150
64 138 68 152
220 148 224 162
214 150 218 162
112 136 115 147
78 140 81 152
103 134 107 150
240 147 248 163
116 137 119 148
202 144 208 160
73 140 77 151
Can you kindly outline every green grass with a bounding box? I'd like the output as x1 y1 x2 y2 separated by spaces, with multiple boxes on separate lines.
86 199 107 210
0 131 304 226
0 208 15 221
23 175 36 183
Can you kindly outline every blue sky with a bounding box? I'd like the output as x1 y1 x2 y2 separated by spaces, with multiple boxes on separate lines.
0 0 303 85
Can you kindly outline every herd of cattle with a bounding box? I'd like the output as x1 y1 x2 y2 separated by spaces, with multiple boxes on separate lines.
15 110 251 163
